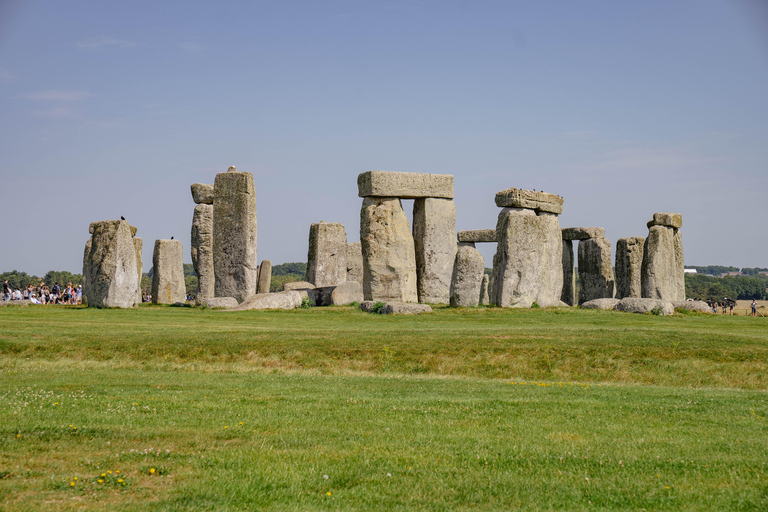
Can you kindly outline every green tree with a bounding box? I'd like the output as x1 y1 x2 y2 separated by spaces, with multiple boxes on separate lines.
0 271 41 291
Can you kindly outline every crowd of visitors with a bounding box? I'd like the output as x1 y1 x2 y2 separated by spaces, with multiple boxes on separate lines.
2 279 82 305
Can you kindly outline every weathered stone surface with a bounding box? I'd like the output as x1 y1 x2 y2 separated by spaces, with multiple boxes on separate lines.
457 229 496 243
133 237 143 304
449 243 484 307
346 242 363 285
581 298 621 310
151 239 186 304
331 281 363 306
494 188 563 214
201 297 239 309
128 224 138 237
414 198 457 304
642 226 684 301
191 183 214 204
561 240 575 306
615 237 645 299
491 209 563 308
615 297 674 316
382 302 432 315
578 238 615 304
671 300 711 313
284 281 315 291
229 291 302 311
360 197 418 303
647 212 683 229
306 222 347 288
357 171 454 199
256 260 272 294
480 274 490 305
562 227 605 241
82 220 139 308
191 204 214 304
213 170 258 303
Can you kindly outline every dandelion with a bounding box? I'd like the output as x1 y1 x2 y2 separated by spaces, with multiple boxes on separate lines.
101 473 106 477
70 481 75 486
74 477 77 480
116 470 120 474
118 479 123 483
107 471 112 474
149 468 156 474
224 426 228 429
98 479 103 483
16 434 20 438
326 492 331 496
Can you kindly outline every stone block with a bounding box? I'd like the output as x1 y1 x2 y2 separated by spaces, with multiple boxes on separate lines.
457 229 497 243
494 188 563 214
256 260 272 294
133 237 143 304
201 297 239 309
357 171 454 199
480 274 490 305
191 204 214 304
642 226 684 301
581 298 620 310
671 300 711 313
191 183 214 204
647 212 683 229
449 243 485 307
561 240 575 306
346 242 363 285
577 238 615 304
284 281 315 291
615 237 645 299
615 297 674 316
152 239 186 304
331 281 364 306
414 198 457 303
230 291 302 311
562 227 605 241
306 222 347 288
82 220 140 308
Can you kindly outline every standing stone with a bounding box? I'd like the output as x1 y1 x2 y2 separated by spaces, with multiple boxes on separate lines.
133 237 143 304
191 204 214 304
257 260 272 294
491 208 563 308
642 224 685 301
306 222 347 288
213 169 258 303
152 239 186 304
346 242 363 285
561 240 575 306
480 274 490 305
82 220 140 308
615 237 645 299
413 198 457 303
577 238 615 304
360 197 418 303
449 243 485 307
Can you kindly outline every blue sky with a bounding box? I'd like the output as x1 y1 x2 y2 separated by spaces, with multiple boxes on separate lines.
1 0 767 275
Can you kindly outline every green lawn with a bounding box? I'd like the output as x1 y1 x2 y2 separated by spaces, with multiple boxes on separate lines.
0 305 767 510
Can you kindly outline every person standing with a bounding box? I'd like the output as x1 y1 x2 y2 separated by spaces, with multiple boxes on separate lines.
2 280 10 302
752 299 758 317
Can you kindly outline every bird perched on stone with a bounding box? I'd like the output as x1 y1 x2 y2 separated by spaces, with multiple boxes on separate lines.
120 216 125 220
171 236 174 240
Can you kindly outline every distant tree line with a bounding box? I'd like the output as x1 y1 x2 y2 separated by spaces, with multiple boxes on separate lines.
270 262 307 292
685 265 740 276
685 274 768 301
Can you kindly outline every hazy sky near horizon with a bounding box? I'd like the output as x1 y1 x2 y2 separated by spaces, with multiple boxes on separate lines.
1 0 767 276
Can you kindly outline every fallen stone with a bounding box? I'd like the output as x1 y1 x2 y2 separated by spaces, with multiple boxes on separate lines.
360 197 418 303
494 188 563 214
414 197 456 303
449 243 485 307
562 227 605 241
357 171 454 199
346 242 364 285
152 239 186 304
580 298 621 310
191 204 215 304
256 260 272 294
615 236 645 299
480 274 490 305
201 297 239 309
615 297 674 316
284 281 315 291
642 225 684 301
306 222 347 288
213 169 258 303
457 229 497 243
561 240 575 306
671 300 712 313
229 291 302 311
647 212 683 229
578 238 615 304
331 281 363 306
83 220 140 308
491 208 563 308
381 302 433 315
191 183 214 204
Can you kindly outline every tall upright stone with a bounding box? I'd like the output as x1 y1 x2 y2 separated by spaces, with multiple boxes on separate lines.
561 240 575 306
360 197 418 302
346 242 363 285
213 167 258 303
257 260 272 294
615 237 645 299
642 213 684 301
449 242 485 307
133 237 143 303
82 219 140 308
491 206 563 308
152 239 186 304
306 222 347 288
413 197 457 303
578 237 615 304
480 274 490 305
191 203 214 304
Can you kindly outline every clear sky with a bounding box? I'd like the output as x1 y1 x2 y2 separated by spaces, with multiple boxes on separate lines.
1 0 767 276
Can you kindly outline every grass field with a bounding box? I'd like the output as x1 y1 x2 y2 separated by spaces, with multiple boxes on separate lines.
1 305 767 510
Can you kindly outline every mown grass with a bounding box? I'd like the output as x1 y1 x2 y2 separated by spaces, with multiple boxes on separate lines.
0 305 767 510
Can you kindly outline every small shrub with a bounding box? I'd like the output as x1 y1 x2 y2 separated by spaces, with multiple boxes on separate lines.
371 302 386 314
349 301 359 307
531 301 540 309
651 306 663 316
300 297 313 309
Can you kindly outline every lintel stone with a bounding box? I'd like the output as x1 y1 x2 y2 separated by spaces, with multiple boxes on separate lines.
357 171 454 199
647 212 682 229
562 227 605 241
494 188 563 214
457 229 497 243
